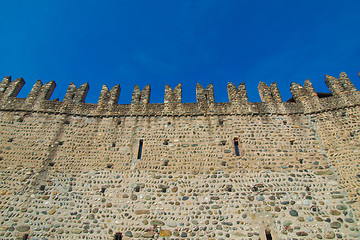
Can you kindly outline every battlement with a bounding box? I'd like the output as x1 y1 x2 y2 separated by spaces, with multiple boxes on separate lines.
2 72 360 239
0 72 359 116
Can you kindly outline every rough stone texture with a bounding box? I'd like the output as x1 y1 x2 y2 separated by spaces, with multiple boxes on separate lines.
0 72 360 239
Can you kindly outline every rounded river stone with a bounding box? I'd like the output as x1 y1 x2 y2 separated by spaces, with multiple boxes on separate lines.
289 210 298 217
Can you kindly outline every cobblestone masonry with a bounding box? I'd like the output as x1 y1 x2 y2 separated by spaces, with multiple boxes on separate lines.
0 72 360 239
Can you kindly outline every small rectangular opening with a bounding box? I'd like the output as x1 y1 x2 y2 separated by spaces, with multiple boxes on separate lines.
265 229 272 240
234 138 240 156
114 232 122 240
137 139 144 159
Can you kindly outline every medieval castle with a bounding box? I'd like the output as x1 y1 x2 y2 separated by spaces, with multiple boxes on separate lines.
0 72 359 239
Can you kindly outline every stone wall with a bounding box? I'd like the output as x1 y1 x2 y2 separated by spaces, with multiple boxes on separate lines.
0 72 359 239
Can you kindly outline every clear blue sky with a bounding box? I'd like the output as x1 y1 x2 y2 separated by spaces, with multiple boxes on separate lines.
1 0 360 103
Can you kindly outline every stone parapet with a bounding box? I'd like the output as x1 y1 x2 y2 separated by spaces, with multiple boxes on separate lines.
0 72 358 117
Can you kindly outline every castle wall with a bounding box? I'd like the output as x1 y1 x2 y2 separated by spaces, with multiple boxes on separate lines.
0 73 359 239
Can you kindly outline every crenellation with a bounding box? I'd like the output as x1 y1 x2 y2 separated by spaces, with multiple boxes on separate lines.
63 82 77 102
0 77 25 103
227 82 249 104
258 81 273 104
196 83 215 113
1 72 360 239
164 83 182 104
290 80 322 113
25 80 56 109
0 76 11 94
97 84 120 112
325 74 346 95
339 72 357 92
269 82 282 103
131 84 150 105
130 85 151 115
0 72 359 116
164 84 182 115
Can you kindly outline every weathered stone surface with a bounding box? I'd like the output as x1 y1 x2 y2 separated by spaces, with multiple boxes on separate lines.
283 220 292 226
16 225 30 232
0 73 359 240
159 230 171 237
330 222 341 229
289 210 298 217
125 231 133 237
135 209 150 215
71 229 82 234
142 231 154 238
330 210 341 215
150 220 165 226
324 231 335 239
296 231 308 236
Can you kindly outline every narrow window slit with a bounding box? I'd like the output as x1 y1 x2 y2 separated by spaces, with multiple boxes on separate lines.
265 229 272 240
234 138 240 156
114 232 122 240
137 139 143 159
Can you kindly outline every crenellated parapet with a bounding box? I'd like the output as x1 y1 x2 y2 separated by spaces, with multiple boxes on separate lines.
25 80 56 109
227 82 249 104
164 84 182 114
97 84 120 112
0 72 359 116
63 82 89 103
0 76 25 105
130 85 151 114
196 83 215 113
290 79 322 113
257 82 287 114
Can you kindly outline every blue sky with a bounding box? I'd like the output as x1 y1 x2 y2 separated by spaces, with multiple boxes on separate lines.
0 0 360 104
